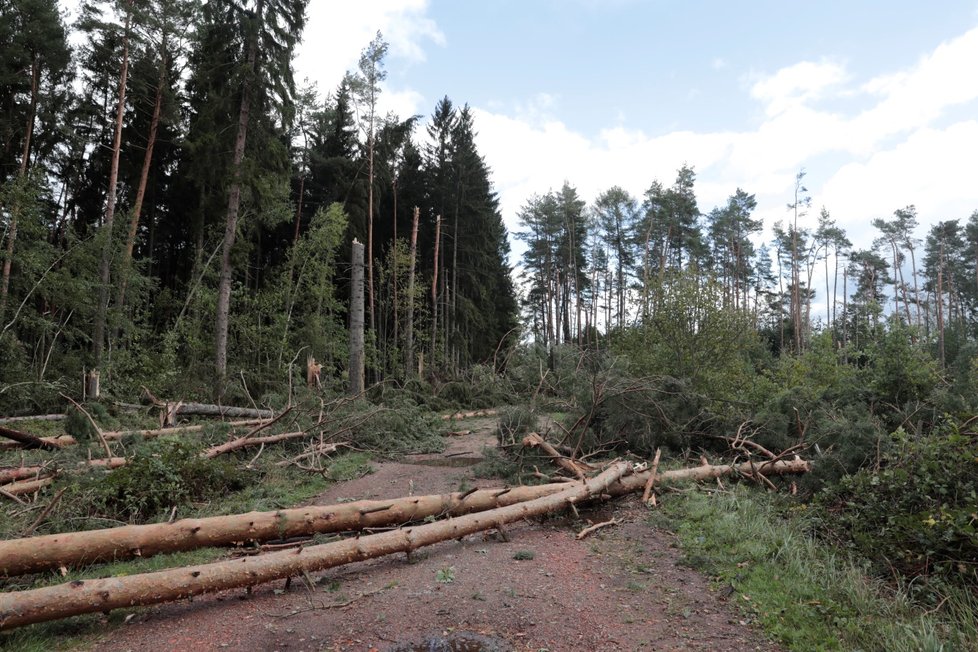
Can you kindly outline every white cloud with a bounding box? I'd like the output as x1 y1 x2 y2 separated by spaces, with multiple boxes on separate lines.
749 59 848 117
294 0 444 96
473 25 978 254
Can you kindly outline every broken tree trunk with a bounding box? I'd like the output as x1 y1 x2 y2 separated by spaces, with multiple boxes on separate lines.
0 458 810 576
202 430 311 459
1 477 54 497
0 463 632 629
522 432 594 479
0 436 73 452
0 420 265 452
0 426 64 451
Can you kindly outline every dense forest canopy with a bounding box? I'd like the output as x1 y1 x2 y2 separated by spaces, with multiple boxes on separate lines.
0 0 518 406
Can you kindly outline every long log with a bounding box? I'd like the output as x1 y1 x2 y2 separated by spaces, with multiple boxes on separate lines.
0 458 811 576
0 458 127 501
0 420 265 452
0 463 632 629
0 426 64 451
201 430 308 459
441 409 498 420
1 477 54 496
172 403 273 419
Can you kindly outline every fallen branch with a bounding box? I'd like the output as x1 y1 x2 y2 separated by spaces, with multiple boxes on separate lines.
0 463 633 629
0 457 811 576
61 395 112 458
202 429 312 459
576 517 621 540
641 448 662 505
522 432 593 479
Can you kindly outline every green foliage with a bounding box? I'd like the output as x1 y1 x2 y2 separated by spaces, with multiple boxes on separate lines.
656 487 978 651
495 404 537 447
435 566 455 583
77 438 245 522
814 424 978 593
512 549 535 561
326 451 373 481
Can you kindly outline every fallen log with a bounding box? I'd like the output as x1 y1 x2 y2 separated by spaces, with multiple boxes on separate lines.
0 426 64 451
172 403 273 420
441 409 498 420
0 415 65 426
0 420 265 452
522 432 593 479
202 430 309 459
0 435 74 451
0 462 632 629
0 466 45 485
1 476 54 497
0 457 811 576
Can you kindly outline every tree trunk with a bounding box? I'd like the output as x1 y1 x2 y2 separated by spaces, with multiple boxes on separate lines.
349 239 365 395
430 215 441 361
115 62 164 315
405 207 419 376
522 432 592 479
92 8 132 378
0 464 631 629
215 22 258 396
937 242 945 368
0 54 38 320
0 459 809 576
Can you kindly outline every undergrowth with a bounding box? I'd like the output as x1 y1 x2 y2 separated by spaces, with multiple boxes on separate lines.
651 486 978 651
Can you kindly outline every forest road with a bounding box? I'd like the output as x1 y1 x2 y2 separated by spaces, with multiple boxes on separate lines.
93 416 782 652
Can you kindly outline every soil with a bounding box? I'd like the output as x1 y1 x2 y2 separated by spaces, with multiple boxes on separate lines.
90 416 782 652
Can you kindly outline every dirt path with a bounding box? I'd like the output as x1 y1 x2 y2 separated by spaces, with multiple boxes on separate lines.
93 418 781 652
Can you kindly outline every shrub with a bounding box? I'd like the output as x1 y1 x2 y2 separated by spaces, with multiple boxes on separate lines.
814 422 978 593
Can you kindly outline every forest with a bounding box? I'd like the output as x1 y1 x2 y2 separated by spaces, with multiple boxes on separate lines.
1 0 977 650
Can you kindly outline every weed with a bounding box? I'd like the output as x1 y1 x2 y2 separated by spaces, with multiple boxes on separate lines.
512 550 535 561
435 566 456 583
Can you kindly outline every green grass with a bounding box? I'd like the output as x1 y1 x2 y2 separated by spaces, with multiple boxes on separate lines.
650 487 978 652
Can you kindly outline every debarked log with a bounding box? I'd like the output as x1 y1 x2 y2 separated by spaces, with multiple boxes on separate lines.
0 463 633 629
0 458 811 577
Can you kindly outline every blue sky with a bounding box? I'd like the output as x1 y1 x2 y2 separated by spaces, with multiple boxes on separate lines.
297 0 978 262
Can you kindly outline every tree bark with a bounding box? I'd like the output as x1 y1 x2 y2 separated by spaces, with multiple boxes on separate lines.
115 61 165 314
215 16 258 396
0 414 65 425
430 215 441 360
404 206 419 376
0 463 631 628
92 7 133 378
349 239 365 395
0 458 810 579
522 432 592 479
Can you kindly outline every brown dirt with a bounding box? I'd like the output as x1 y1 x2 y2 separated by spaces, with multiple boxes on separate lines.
90 416 782 652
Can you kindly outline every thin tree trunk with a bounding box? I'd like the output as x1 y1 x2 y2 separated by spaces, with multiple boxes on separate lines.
367 132 375 333
430 215 441 361
937 242 945 368
91 9 132 382
405 207 419 376
392 178 398 356
349 239 365 395
215 19 258 396
115 62 165 315
0 55 38 321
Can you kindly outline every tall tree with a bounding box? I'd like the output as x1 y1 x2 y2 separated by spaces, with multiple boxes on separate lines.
349 32 388 334
211 0 307 394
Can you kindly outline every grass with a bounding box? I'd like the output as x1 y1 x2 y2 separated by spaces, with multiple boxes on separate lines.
649 486 978 652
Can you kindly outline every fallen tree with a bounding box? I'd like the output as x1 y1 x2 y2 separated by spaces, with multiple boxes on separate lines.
0 415 65 426
0 466 46 485
0 426 64 451
167 403 273 420
0 419 266 452
522 432 594 479
0 462 633 629
441 409 498 420
0 458 811 576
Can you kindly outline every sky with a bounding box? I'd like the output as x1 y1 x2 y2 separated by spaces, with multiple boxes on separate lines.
294 0 978 258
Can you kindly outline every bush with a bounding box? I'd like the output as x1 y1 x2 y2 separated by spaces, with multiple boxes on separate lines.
80 439 246 522
814 422 978 593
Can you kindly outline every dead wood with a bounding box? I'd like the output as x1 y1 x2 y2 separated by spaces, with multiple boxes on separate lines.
0 458 811 577
103 418 266 441
1 476 54 497
0 435 74 451
0 463 632 629
0 426 63 451
441 409 498 420
576 517 621 540
522 432 594 479
0 466 45 485
641 448 662 505
202 428 310 459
